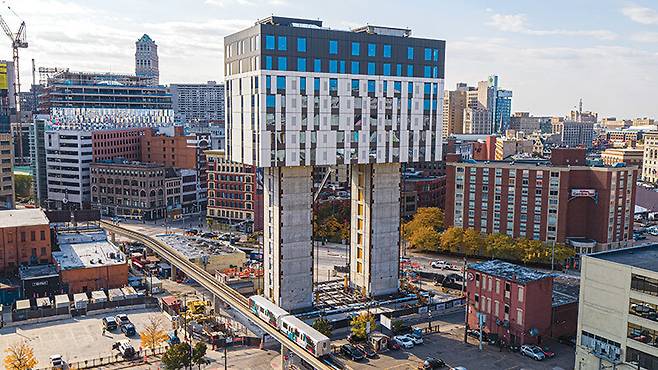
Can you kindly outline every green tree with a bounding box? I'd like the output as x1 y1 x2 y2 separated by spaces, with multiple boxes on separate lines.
350 312 376 340
161 343 191 370
440 227 464 253
485 233 514 259
462 228 484 256
13 174 32 202
409 226 441 251
391 319 406 334
192 342 207 369
312 317 333 337
402 207 444 241
551 243 577 264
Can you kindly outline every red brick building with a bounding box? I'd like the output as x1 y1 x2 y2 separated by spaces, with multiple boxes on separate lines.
445 148 637 253
0 209 52 274
91 128 148 162
466 260 578 346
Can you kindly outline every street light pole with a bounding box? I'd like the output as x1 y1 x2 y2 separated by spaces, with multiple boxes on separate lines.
463 255 468 343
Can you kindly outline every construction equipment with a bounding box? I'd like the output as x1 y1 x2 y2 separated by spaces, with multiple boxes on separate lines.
0 4 27 159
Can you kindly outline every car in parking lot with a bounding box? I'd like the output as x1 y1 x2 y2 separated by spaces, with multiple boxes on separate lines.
113 340 137 359
50 354 65 369
520 344 546 361
115 314 131 326
340 344 365 361
419 356 446 369
393 335 415 349
407 332 424 345
121 322 136 337
357 344 377 358
102 316 118 331
431 260 449 269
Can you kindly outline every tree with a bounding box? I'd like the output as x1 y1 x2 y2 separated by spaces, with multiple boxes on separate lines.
161 343 191 370
485 233 514 259
14 174 33 202
391 319 406 334
3 342 38 370
402 207 444 241
440 227 464 253
551 243 577 265
192 342 207 369
408 226 441 251
139 315 169 351
312 317 332 337
516 238 544 264
462 228 484 256
350 312 376 340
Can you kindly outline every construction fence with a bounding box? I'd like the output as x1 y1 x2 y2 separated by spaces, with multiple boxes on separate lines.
33 346 167 370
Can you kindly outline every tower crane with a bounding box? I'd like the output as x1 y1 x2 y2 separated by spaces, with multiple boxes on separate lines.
0 6 27 161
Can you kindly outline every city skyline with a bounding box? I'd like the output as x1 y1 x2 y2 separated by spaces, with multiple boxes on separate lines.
3 0 658 118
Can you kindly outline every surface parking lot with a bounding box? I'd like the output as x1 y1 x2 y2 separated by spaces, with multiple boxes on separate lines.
339 328 576 370
0 307 168 366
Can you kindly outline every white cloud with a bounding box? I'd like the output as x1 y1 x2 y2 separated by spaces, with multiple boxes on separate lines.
631 32 658 43
488 13 617 40
622 5 658 25
204 0 286 7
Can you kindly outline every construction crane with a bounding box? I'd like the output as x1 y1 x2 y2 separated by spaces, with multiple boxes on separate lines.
0 5 27 161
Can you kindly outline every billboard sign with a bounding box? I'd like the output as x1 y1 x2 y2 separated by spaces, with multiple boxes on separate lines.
571 189 597 198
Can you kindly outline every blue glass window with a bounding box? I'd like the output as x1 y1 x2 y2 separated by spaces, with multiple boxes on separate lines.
352 79 359 91
314 59 321 72
314 78 320 91
383 81 388 93
408 82 413 94
277 57 287 71
266 95 275 108
394 81 401 94
297 37 307 52
297 58 306 72
424 48 432 61
351 61 360 74
433 49 439 61
368 43 376 57
432 83 438 95
424 83 431 94
432 99 437 110
368 80 375 93
329 60 338 73
383 44 392 58
383 63 391 76
340 60 346 73
278 36 287 51
396 64 402 76
265 56 273 70
329 78 338 92
265 35 275 50
367 62 375 75
300 77 306 91
351 42 360 56
424 66 431 78
329 40 338 54
277 76 285 90
424 99 430 110
433 67 438 78
407 64 414 77
407 46 414 60
266 76 271 89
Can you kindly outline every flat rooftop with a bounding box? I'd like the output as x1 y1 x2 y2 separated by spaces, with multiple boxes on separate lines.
589 244 658 273
18 264 59 280
469 260 554 284
0 208 49 228
52 230 126 270
157 234 241 259
552 274 580 307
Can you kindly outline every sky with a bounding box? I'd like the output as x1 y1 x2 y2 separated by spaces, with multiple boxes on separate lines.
3 0 658 118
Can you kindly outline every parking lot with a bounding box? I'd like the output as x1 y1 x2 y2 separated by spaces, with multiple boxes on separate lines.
338 328 575 370
0 307 169 366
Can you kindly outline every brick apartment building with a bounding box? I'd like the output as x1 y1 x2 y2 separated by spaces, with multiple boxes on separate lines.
445 148 637 253
0 209 51 274
91 128 148 162
206 150 263 232
466 260 578 346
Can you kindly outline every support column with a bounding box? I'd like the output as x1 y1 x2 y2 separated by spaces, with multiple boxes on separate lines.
350 163 401 297
109 231 116 244
264 166 313 311
170 265 177 280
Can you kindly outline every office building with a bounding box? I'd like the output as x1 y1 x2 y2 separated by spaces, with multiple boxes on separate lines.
164 168 183 220
463 107 490 134
445 148 637 253
601 148 643 172
494 136 534 160
467 260 578 346
608 130 642 148
0 133 13 209
602 117 630 130
225 16 445 310
0 209 51 273
0 61 15 134
206 150 263 233
90 160 167 220
189 122 226 150
575 245 658 369
442 87 467 137
494 89 512 132
558 121 594 148
135 34 159 85
170 81 225 125
45 130 93 209
642 132 658 184
510 112 552 134
633 117 655 127
91 128 148 162
52 228 128 293
30 116 48 206
401 171 446 219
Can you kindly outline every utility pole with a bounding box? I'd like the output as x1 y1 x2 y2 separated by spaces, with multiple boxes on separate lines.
224 346 227 370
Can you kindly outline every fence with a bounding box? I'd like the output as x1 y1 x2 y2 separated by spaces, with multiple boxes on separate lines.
34 346 167 370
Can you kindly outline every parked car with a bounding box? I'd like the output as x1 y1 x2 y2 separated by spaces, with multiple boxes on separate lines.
467 329 486 341
631 303 655 314
393 335 415 349
121 323 136 337
419 357 446 369
340 344 365 361
201 232 216 239
407 332 424 345
431 260 449 269
358 345 377 359
531 345 555 358
115 314 131 327
113 340 136 359
520 344 546 361
102 316 118 331
50 354 65 369
388 340 401 351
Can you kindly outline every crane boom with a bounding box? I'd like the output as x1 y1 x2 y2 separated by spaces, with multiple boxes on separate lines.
0 15 13 41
